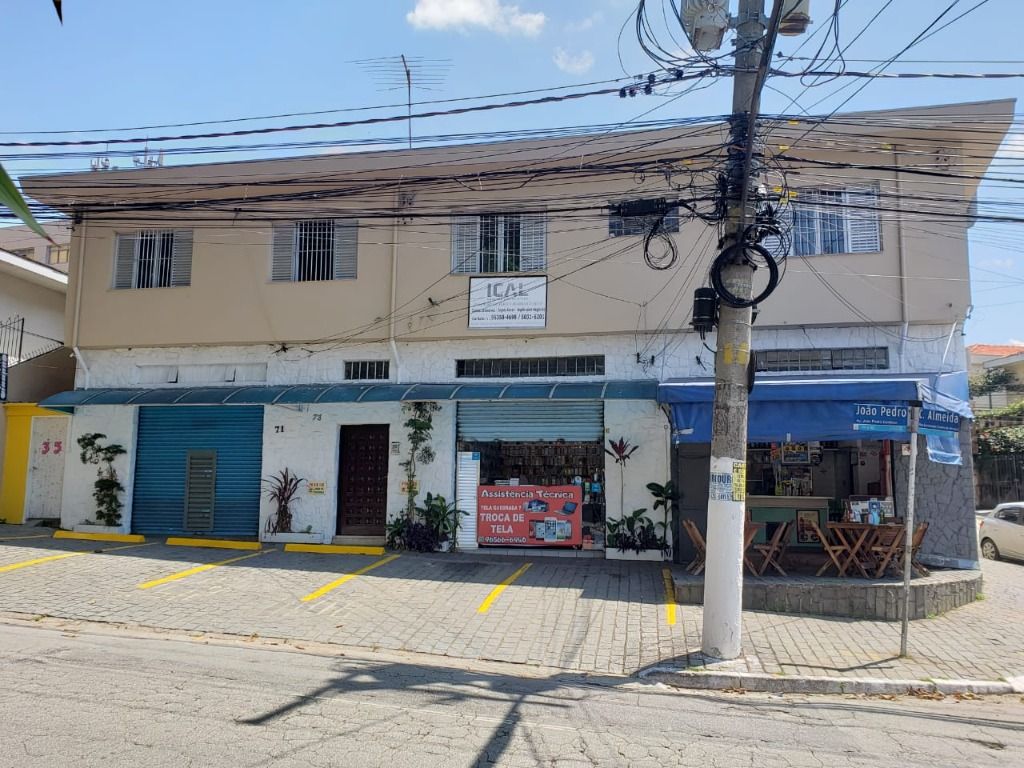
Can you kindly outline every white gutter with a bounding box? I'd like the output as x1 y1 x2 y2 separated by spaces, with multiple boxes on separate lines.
389 192 403 384
71 217 90 389
893 146 909 373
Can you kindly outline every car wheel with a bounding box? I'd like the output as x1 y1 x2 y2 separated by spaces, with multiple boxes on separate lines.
981 538 1000 561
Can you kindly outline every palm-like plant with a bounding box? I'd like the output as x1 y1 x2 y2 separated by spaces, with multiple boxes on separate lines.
605 436 640 523
263 469 304 534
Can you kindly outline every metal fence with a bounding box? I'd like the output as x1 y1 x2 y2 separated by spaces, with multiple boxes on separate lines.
975 453 1024 508
0 315 25 362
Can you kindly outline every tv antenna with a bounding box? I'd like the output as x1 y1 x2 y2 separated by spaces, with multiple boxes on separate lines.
132 142 165 168
351 55 453 149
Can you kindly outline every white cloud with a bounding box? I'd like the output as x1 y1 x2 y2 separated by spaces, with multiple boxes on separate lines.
406 0 546 36
566 11 603 32
552 47 595 75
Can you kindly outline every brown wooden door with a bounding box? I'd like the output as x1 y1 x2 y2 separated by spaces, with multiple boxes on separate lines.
337 425 389 536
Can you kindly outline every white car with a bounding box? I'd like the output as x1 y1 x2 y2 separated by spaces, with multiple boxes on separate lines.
979 503 1024 562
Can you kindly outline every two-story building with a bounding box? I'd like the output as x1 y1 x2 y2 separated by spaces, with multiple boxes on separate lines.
25 99 1010 568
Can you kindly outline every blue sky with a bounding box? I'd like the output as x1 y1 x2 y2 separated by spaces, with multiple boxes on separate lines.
6 0 1022 345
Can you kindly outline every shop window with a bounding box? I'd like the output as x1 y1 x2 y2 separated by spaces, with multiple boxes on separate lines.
456 355 605 378
754 347 889 373
345 360 390 381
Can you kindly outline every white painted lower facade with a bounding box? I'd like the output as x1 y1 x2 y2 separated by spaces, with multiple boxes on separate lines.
55 324 964 550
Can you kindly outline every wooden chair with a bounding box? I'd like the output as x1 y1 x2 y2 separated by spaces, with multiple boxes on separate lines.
869 524 904 578
753 520 791 576
681 519 707 576
809 520 848 577
743 522 763 576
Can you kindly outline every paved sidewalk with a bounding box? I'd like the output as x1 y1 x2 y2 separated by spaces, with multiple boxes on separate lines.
0 527 1020 685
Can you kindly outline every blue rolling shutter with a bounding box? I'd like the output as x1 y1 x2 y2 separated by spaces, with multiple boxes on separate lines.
133 406 263 536
457 401 604 442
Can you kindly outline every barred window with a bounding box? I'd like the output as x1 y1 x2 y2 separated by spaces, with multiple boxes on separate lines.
456 355 605 378
345 360 390 380
113 230 193 289
754 347 889 372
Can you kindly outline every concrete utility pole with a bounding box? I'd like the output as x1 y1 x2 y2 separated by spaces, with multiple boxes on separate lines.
701 0 786 660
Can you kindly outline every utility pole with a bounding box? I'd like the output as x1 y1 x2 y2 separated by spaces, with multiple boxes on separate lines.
701 0 786 660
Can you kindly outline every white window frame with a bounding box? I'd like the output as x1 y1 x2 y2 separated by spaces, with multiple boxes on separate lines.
113 229 192 290
451 212 546 275
47 244 70 265
271 219 357 283
787 185 881 257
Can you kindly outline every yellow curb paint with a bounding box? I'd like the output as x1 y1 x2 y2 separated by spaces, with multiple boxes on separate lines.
477 562 532 614
662 568 677 626
284 543 385 556
300 555 400 603
0 551 85 573
138 550 267 590
54 530 146 544
165 537 261 551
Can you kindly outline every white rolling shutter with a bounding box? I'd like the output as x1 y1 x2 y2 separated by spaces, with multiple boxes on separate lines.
456 451 480 550
113 233 137 289
451 216 480 274
519 213 547 272
271 223 296 281
332 219 358 280
845 185 881 253
171 229 193 286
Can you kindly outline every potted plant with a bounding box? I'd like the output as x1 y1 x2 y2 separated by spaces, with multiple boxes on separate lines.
416 493 467 552
262 469 323 543
647 481 679 560
73 433 128 533
605 508 664 561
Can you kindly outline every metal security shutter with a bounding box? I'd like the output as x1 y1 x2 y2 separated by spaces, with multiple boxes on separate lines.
133 406 263 536
457 401 604 442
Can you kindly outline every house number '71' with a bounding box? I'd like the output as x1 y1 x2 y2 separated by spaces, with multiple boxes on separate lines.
274 425 285 433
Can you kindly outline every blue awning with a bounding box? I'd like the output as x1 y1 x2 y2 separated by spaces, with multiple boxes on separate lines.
39 379 658 411
658 372 970 464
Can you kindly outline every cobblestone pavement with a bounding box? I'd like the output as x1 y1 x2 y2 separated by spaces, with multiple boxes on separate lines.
0 527 1020 682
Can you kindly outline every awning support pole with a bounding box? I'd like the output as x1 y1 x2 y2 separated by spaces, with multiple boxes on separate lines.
900 405 920 658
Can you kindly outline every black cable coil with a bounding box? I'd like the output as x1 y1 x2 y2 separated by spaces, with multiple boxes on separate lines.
709 240 780 308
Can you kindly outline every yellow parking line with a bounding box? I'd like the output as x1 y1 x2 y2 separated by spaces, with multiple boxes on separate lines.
138 550 267 590
662 568 677 626
300 555 400 603
0 542 154 575
477 562 532 614
0 551 85 573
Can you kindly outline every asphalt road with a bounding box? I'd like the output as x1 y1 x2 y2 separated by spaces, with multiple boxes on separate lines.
0 621 1022 768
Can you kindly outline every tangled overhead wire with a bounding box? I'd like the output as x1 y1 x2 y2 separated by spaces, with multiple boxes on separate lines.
708 196 792 308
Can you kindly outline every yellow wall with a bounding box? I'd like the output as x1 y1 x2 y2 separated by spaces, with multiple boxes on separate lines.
0 404 56 524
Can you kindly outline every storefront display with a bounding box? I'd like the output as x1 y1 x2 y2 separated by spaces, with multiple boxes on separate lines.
476 485 583 547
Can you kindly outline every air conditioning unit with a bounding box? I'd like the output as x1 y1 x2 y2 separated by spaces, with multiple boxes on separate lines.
780 0 812 36
680 0 730 52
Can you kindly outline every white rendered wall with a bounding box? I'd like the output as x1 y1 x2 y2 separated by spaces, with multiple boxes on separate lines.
258 402 456 541
78 325 964 389
60 405 137 530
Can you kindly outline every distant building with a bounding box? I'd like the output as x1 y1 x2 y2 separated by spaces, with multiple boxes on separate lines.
0 222 72 274
967 343 1024 412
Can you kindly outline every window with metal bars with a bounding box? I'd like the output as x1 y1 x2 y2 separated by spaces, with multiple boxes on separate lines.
754 347 889 373
271 219 358 283
786 185 881 257
455 355 605 378
451 213 545 274
113 230 192 289
344 360 390 381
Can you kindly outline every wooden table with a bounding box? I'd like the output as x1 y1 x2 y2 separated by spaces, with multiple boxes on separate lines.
827 522 877 578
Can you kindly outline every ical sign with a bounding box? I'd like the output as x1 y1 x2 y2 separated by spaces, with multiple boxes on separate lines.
476 485 582 547
468 276 546 329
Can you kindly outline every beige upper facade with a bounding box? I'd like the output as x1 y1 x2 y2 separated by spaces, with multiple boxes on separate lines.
24 99 1012 353
0 223 72 274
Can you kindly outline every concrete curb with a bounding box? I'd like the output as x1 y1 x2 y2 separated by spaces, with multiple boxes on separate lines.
640 668 1024 696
